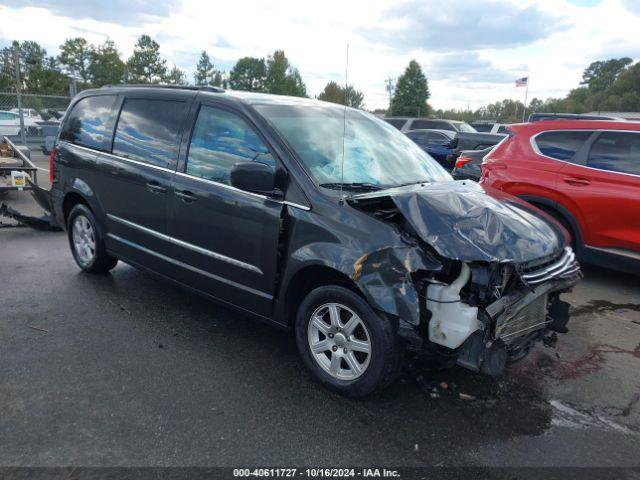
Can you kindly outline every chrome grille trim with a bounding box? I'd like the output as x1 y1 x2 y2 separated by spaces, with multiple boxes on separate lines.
521 247 581 285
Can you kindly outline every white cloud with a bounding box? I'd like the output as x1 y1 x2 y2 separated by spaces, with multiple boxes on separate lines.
0 0 638 110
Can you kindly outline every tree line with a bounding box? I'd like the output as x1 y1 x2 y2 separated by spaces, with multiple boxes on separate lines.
0 34 365 109
2 32 635 121
433 57 639 123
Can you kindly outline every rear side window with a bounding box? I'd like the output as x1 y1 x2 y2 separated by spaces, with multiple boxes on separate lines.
588 132 640 175
112 98 187 169
411 120 435 130
534 131 592 161
385 119 406 130
60 95 116 150
186 105 275 185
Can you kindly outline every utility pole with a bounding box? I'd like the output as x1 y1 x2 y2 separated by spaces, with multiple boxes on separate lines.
13 45 26 147
385 77 394 115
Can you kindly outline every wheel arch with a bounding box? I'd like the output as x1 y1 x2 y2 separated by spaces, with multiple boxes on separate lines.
276 263 365 329
519 194 584 253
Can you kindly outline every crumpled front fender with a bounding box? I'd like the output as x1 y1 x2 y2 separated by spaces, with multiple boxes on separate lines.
290 241 441 325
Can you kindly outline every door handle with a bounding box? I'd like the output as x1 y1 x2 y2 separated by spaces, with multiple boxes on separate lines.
562 177 590 186
175 190 198 203
146 182 168 194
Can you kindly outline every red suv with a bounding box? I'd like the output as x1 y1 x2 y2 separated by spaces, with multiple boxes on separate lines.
481 120 640 272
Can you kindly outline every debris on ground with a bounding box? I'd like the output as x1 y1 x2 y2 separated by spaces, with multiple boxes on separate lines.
459 393 477 401
27 325 49 334
0 203 61 231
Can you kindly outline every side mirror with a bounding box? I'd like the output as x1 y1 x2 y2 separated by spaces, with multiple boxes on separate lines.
230 162 277 195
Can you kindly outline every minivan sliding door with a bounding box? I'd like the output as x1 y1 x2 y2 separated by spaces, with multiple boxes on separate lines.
98 95 189 271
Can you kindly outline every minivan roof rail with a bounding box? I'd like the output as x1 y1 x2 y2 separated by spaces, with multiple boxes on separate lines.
100 84 225 93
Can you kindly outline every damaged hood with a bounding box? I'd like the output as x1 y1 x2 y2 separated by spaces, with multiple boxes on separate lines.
353 181 565 263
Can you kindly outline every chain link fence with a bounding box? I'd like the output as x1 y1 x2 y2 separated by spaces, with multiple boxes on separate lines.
1 91 71 154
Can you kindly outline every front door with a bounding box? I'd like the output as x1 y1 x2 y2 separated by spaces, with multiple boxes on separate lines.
558 130 640 252
166 101 283 317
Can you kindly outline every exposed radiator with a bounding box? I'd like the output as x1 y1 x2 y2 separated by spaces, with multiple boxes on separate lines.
498 294 549 344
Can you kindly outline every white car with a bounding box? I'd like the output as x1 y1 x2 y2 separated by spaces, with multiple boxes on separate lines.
0 110 41 136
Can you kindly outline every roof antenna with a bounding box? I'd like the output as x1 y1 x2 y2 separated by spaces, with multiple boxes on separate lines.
339 43 349 206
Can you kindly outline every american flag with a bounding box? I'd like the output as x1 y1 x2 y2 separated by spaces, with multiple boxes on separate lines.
515 77 529 87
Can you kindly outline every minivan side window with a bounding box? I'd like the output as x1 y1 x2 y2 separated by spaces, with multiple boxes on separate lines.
186 105 275 185
60 95 116 150
534 131 593 161
112 98 187 169
411 120 435 130
384 119 406 130
588 131 640 176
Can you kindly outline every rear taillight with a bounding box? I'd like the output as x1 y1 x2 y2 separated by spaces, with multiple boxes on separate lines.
455 156 472 169
49 147 55 183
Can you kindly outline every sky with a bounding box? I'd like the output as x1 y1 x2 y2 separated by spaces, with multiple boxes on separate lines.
0 0 639 111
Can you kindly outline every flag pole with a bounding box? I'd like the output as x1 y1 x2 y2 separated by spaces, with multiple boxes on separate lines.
522 78 529 122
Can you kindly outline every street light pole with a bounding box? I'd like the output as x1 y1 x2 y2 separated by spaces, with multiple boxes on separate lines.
13 45 26 146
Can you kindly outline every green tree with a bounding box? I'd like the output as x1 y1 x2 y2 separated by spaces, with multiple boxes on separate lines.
581 57 633 93
318 81 364 108
0 47 15 91
528 98 544 112
164 65 187 85
194 50 225 87
194 51 214 85
229 57 266 91
265 50 306 96
89 39 125 87
390 60 430 116
126 34 167 84
59 37 93 85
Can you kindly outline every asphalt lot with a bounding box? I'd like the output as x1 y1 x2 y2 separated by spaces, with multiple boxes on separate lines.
1 152 639 470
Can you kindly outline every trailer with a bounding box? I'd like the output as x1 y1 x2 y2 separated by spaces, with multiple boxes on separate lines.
0 135 60 231
0 136 39 195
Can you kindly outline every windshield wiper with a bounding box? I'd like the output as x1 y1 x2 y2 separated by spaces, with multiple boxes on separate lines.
394 180 430 188
319 182 384 192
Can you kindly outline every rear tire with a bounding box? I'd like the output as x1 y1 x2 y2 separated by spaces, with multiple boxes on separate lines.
67 204 117 274
295 285 403 397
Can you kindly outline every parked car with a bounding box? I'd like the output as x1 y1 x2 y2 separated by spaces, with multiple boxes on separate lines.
384 117 476 133
528 112 622 122
471 121 511 134
50 86 581 396
481 119 640 273
10 107 43 120
0 110 41 136
451 146 494 181
405 129 455 168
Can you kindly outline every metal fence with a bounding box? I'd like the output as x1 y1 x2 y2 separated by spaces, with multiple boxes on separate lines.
0 91 71 153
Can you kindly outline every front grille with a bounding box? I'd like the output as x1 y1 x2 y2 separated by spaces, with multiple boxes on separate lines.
498 294 549 344
520 247 581 286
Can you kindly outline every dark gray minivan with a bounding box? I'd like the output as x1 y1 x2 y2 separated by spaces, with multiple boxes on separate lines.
51 86 581 396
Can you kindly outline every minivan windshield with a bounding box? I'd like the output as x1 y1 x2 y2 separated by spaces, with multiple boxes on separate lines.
255 104 451 190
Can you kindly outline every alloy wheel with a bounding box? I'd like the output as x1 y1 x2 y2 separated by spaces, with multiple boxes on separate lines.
72 215 96 266
307 302 372 380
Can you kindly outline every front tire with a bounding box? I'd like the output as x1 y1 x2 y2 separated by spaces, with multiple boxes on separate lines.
67 204 117 274
295 285 403 397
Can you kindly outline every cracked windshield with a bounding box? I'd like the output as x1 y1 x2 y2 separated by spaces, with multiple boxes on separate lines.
257 104 451 190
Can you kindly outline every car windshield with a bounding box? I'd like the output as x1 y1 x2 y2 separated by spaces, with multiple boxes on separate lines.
255 104 451 190
456 122 477 133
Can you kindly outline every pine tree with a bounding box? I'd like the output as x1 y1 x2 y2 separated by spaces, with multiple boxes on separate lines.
194 51 214 85
126 34 167 84
390 60 431 116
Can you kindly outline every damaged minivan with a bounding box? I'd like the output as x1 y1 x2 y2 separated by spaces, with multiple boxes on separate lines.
51 86 582 396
